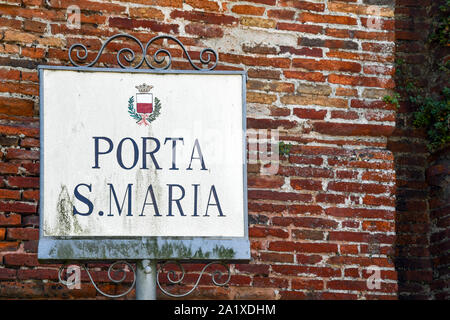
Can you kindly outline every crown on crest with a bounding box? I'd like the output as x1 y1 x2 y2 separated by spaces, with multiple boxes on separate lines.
135 83 153 93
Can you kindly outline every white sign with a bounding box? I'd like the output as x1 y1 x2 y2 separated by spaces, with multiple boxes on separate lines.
41 68 246 238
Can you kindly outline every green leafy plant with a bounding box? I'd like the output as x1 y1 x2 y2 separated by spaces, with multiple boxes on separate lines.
413 87 450 152
383 93 401 109
279 141 293 157
392 1 450 152
429 0 450 46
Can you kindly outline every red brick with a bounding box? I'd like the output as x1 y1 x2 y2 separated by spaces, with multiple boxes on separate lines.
21 163 39 175
292 58 361 72
293 229 325 240
331 110 359 120
291 278 324 290
0 213 21 226
328 74 395 88
249 190 312 202
327 182 393 195
290 178 323 191
363 195 395 207
288 204 323 215
0 163 19 175
0 201 37 213
20 138 40 148
109 17 179 33
7 176 39 188
279 290 308 300
247 118 297 130
279 166 333 178
170 10 238 25
0 189 20 200
279 45 323 57
17 269 59 281
313 121 395 137
315 193 346 204
259 252 293 263
5 149 39 160
0 96 34 116
279 0 325 11
362 171 395 182
288 156 323 166
0 268 17 280
247 68 281 80
293 108 327 120
298 12 357 25
253 276 289 288
7 227 39 240
231 5 265 16
248 175 285 189
267 9 296 20
327 50 394 63
284 70 326 82
249 226 289 238
273 265 341 277
277 23 323 34
351 99 393 111
184 23 224 38
3 253 38 267
0 241 20 252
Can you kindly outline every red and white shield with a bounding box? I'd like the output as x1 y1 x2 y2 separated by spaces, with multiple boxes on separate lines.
136 92 153 114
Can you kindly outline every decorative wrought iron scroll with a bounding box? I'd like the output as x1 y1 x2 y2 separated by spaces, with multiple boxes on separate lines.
68 34 218 71
58 260 231 298
58 261 136 298
156 261 231 298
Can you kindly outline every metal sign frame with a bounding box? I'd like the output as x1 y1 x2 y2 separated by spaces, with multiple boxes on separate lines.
36 34 250 299
38 66 250 263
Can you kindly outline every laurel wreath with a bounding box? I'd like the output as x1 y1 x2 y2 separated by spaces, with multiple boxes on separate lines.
128 96 161 123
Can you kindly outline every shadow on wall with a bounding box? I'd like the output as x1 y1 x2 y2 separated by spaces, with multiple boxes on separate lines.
389 0 450 300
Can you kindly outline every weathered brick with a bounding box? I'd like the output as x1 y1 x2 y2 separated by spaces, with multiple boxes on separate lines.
293 58 361 72
279 0 325 11
277 23 323 34
283 95 348 108
0 201 37 213
7 176 39 188
5 149 39 160
0 189 21 200
7 228 39 240
283 71 325 82
247 175 285 188
290 178 323 191
0 213 21 226
170 10 238 25
313 122 395 137
185 23 224 37
240 17 276 29
293 108 327 120
231 5 265 16
267 9 296 20
298 12 357 25
109 17 179 33
129 7 165 20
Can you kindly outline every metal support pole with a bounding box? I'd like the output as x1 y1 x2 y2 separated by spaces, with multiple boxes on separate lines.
136 259 157 300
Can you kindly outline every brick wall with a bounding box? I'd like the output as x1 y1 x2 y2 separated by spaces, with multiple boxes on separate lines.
391 0 449 300
427 147 450 300
0 0 403 299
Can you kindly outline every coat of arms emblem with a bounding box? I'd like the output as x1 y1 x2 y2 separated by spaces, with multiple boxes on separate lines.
128 83 162 125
